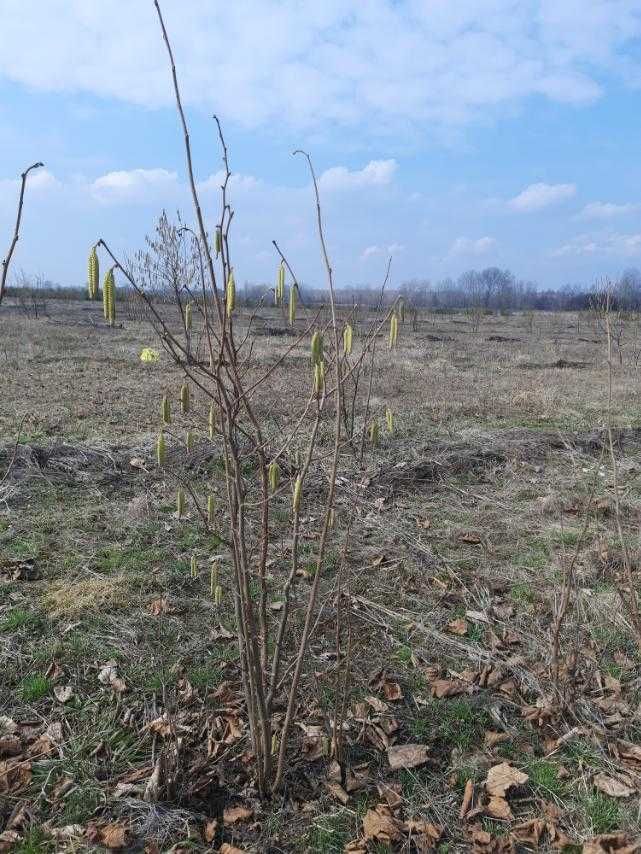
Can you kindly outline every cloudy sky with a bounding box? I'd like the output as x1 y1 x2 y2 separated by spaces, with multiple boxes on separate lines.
1 0 641 290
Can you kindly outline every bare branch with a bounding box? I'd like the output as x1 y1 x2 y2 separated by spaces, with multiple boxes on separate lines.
0 162 44 305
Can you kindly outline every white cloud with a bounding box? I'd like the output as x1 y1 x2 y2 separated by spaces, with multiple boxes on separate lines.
361 241 404 260
1 2 640 132
449 236 497 256
319 159 397 192
579 201 640 219
27 169 61 192
508 182 576 212
0 168 60 198
90 168 179 204
552 232 641 257
198 171 261 194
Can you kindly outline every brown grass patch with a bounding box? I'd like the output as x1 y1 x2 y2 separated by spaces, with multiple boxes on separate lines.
42 574 132 616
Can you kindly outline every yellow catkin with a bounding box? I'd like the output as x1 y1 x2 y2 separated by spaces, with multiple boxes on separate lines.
177 488 186 518
109 279 116 325
314 360 325 394
311 331 323 365
207 494 215 524
190 554 197 578
88 246 99 300
268 461 280 492
385 407 394 434
185 302 192 331
369 421 380 446
214 585 223 606
226 271 235 315
103 268 115 326
292 475 302 512
271 733 278 755
162 395 171 425
186 430 194 452
180 384 190 414
389 313 398 349
343 323 353 356
208 404 216 440
215 227 222 257
276 262 285 305
102 269 111 320
157 430 166 467
288 285 297 326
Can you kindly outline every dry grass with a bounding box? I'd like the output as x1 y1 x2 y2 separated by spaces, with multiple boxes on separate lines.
2 301 641 851
42 574 133 617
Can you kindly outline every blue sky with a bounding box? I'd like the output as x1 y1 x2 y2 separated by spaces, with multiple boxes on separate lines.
1 0 641 290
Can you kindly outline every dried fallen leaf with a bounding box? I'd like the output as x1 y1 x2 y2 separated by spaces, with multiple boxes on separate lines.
377 781 403 808
210 624 234 641
460 779 474 819
617 740 641 768
104 824 128 850
147 596 173 615
485 763 528 798
220 845 246 854
300 724 329 761
404 819 442 841
471 827 516 853
582 832 640 853
27 734 56 758
325 780 349 805
448 617 468 636
431 678 467 698
593 773 635 799
223 804 253 825
53 685 73 704
382 680 403 701
365 695 388 713
511 819 545 847
485 730 509 748
387 743 429 770
486 796 513 821
98 662 128 694
110 676 127 694
362 804 403 842
0 758 31 794
203 819 218 843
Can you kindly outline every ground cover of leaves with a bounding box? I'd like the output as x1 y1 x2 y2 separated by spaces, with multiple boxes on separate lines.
1 302 641 852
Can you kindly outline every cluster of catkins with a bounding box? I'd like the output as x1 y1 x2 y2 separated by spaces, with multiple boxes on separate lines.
157 383 222 600
87 245 116 325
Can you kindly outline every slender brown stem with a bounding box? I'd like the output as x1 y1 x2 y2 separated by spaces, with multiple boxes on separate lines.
1 162 43 305
274 151 343 790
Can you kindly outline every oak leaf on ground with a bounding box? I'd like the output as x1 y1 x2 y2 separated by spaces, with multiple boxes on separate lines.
387 743 430 770
485 762 528 798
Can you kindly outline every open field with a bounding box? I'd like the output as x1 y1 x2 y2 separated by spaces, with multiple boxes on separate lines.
2 300 641 852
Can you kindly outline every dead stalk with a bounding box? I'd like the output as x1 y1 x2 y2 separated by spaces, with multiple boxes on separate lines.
1 162 44 306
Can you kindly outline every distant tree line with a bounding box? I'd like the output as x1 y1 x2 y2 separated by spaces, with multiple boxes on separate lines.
6 266 641 314
241 267 641 312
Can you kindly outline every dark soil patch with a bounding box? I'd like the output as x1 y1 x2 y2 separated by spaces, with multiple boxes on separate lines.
517 358 590 370
370 426 641 492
